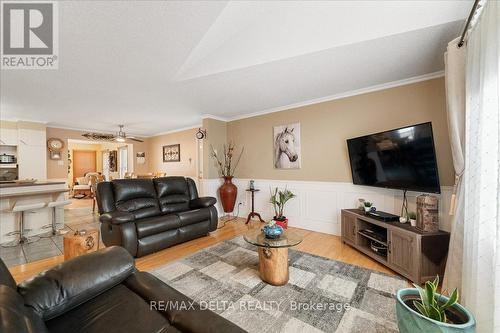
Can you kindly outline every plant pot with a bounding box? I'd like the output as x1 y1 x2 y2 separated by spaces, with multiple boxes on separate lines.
396 288 475 333
364 206 372 213
273 216 288 229
410 219 417 227
219 176 237 213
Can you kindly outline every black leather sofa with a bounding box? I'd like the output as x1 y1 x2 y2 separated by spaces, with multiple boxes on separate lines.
0 246 244 333
96 177 218 257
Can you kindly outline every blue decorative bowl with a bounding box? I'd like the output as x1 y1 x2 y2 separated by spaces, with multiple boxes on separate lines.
262 225 284 239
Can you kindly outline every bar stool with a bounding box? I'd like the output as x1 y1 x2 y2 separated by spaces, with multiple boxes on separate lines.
2 202 46 247
40 199 72 237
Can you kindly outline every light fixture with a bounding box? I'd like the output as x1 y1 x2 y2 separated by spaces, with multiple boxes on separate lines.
116 125 126 142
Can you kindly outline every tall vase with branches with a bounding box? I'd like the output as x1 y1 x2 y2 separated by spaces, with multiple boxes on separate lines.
210 142 244 213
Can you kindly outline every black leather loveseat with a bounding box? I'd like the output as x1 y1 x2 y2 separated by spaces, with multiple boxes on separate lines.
0 246 244 333
96 177 217 257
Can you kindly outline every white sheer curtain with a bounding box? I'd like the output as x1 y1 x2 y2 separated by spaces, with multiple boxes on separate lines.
442 36 466 294
461 1 499 332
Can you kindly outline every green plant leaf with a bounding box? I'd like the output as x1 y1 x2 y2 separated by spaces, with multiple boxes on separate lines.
425 281 436 308
440 288 459 311
428 304 443 322
413 301 428 317
413 284 429 308
433 275 440 292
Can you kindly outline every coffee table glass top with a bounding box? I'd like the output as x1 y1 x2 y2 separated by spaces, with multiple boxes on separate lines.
243 228 303 248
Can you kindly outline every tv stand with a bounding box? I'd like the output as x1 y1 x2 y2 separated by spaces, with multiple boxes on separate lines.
341 209 449 283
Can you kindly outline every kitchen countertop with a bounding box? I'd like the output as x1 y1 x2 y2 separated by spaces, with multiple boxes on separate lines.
0 181 66 188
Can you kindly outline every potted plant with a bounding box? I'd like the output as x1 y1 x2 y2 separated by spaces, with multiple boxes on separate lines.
270 187 296 229
408 211 417 227
396 275 475 333
363 201 373 213
210 143 244 213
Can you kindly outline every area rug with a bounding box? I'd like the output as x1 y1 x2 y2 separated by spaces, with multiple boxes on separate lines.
150 236 407 333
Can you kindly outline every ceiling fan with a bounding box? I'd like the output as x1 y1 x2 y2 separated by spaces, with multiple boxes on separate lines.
82 125 144 143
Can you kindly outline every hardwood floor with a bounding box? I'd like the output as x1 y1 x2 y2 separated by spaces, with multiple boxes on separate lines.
8 215 398 284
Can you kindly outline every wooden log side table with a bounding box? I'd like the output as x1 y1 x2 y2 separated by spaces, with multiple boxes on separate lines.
243 229 303 286
245 188 265 224
63 229 99 260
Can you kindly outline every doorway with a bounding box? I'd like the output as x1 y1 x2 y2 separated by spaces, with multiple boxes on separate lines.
118 146 128 178
73 150 96 182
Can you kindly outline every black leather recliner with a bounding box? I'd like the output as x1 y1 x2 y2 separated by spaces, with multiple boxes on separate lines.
0 246 244 333
96 177 218 257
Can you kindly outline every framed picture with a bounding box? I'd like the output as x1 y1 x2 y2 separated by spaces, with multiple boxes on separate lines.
273 122 301 169
109 150 118 172
163 144 180 162
136 152 146 165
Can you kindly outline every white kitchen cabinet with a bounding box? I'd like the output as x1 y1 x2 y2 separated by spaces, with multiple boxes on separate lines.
17 128 47 180
18 144 47 180
0 128 18 146
18 128 46 146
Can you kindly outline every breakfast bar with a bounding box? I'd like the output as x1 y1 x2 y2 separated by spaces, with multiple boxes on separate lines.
0 181 69 244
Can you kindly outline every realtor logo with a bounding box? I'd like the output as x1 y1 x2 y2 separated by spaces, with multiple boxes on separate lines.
1 1 58 69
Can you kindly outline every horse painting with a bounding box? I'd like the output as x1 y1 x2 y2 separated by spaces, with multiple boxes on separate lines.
273 123 301 169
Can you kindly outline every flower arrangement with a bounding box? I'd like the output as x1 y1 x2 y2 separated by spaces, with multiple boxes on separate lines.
210 142 244 177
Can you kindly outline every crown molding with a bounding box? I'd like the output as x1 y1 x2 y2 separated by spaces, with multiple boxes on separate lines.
46 124 148 138
0 118 49 124
201 114 228 122
226 71 444 122
150 124 201 137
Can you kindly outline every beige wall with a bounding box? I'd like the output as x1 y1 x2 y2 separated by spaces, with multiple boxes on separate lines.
46 127 149 180
148 128 198 178
202 118 228 179
226 78 454 186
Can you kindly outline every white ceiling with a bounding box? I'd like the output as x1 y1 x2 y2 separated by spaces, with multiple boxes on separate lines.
0 1 471 136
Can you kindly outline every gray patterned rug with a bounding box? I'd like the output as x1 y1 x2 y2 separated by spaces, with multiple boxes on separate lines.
150 236 407 333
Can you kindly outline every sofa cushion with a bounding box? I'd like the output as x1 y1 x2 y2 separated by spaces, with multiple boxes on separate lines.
0 285 49 333
137 230 180 257
112 179 160 219
45 284 172 333
135 214 181 238
18 247 134 321
154 177 190 214
177 208 211 227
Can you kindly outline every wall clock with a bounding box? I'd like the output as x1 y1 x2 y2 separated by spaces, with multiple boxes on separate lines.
47 138 64 160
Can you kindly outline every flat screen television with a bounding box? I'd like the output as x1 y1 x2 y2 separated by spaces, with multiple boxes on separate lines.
347 122 441 193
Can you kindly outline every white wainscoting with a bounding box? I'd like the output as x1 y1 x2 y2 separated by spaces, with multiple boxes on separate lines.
199 178 453 236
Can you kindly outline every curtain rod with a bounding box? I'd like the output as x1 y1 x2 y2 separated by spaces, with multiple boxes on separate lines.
458 0 481 48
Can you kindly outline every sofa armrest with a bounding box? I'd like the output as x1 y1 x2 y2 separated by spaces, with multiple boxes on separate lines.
18 247 135 321
189 197 216 209
124 272 246 333
99 210 135 224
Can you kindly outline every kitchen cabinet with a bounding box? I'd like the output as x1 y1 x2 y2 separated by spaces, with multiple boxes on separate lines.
0 128 18 146
17 128 46 180
18 128 46 146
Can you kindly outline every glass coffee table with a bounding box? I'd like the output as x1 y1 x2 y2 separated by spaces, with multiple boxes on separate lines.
244 228 303 286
